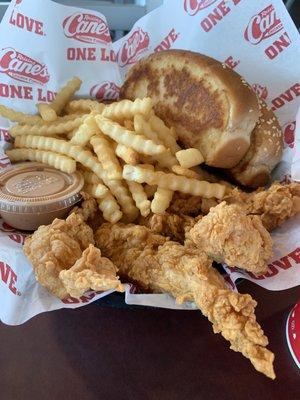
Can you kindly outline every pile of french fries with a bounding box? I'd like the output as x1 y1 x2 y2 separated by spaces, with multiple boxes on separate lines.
2 77 226 223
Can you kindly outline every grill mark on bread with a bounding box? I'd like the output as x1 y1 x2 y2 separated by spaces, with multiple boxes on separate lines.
163 68 224 131
121 50 260 168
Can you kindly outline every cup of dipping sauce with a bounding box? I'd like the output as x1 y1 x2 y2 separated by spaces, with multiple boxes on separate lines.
0 162 84 231
286 301 300 369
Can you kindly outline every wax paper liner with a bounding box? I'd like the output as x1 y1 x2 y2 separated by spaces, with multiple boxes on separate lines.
0 0 299 325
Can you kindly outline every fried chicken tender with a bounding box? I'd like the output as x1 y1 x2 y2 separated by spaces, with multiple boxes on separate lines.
24 213 121 299
70 192 104 231
59 244 123 298
140 212 200 243
24 213 94 298
189 202 273 274
167 192 203 215
95 223 275 379
71 192 98 221
225 182 300 231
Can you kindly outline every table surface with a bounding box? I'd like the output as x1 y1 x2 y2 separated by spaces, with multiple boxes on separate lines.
1 281 299 400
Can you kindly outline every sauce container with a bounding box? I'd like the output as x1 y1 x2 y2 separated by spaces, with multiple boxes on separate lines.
0 162 84 230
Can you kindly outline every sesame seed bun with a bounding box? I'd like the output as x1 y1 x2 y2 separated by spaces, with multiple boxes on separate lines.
229 99 283 188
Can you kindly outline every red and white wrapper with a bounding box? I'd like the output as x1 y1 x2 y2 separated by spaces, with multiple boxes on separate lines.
0 0 299 325
286 301 300 369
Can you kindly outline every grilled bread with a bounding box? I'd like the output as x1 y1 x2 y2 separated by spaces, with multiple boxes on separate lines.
121 50 260 168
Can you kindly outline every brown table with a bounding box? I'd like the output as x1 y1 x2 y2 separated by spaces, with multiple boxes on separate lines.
1 281 299 400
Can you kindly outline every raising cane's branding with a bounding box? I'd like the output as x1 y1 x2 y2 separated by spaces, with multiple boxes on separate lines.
0 48 49 85
118 28 150 67
63 12 111 44
228 247 300 280
252 83 268 100
184 0 217 15
0 261 20 295
90 81 120 101
244 4 283 45
283 121 295 148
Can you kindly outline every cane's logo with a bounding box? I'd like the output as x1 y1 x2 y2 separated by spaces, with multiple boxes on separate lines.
63 12 111 44
118 28 149 67
283 121 295 148
252 83 268 100
0 48 49 85
244 4 283 45
183 0 217 15
15 0 23 5
90 81 120 101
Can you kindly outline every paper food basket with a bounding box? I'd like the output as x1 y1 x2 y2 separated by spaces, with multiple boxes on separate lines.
0 0 299 325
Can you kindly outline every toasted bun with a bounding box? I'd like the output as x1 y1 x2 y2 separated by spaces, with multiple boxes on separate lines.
120 50 260 168
229 99 283 188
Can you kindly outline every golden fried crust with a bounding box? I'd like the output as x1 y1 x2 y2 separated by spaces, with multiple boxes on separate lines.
225 182 300 231
59 244 123 299
95 223 275 379
24 213 94 298
189 202 273 274
140 212 198 243
229 100 283 188
121 50 259 168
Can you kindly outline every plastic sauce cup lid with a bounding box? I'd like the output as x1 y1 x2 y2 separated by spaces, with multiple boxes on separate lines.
0 162 84 213
286 301 300 369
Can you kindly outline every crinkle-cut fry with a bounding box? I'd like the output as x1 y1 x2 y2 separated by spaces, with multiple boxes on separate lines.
149 115 181 154
71 116 100 146
97 192 122 223
106 179 138 222
81 170 101 184
65 99 105 114
14 134 136 219
95 116 167 156
47 113 86 123
144 184 157 198
134 114 161 144
0 104 42 124
14 135 108 182
134 113 177 168
37 103 57 122
176 148 204 168
10 115 86 137
115 143 139 165
123 165 226 199
127 181 151 217
102 98 153 120
90 134 123 180
123 119 134 130
83 183 108 198
50 77 82 115
151 187 173 214
172 165 201 179
154 151 178 169
67 129 77 140
6 148 76 173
